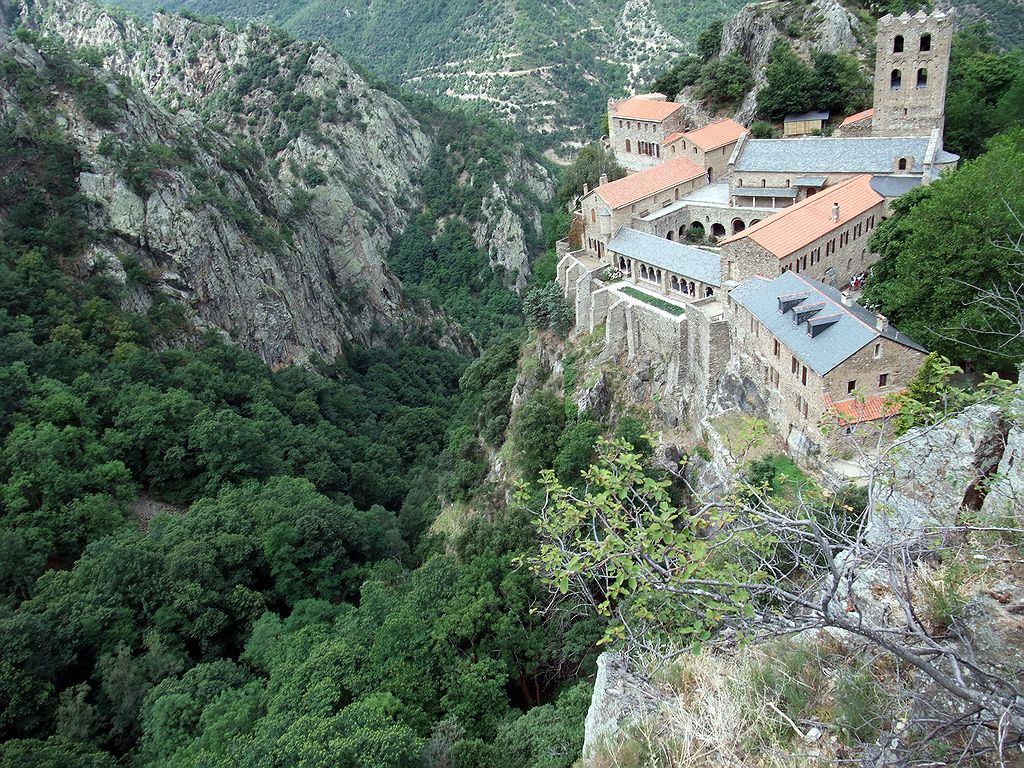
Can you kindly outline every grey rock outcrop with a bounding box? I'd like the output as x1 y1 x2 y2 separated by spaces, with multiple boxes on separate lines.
720 0 864 123
582 653 659 762
867 405 1008 545
8 0 551 366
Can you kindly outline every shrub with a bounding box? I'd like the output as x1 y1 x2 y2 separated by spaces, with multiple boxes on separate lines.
698 53 753 108
749 120 775 139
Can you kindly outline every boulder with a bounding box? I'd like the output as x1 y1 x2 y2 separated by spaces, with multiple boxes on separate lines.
582 653 659 763
867 405 1007 545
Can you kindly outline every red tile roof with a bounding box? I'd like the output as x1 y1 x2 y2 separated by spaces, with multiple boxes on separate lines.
840 108 875 127
720 175 883 258
664 131 685 145
594 157 706 209
824 389 906 425
682 119 749 151
611 96 685 122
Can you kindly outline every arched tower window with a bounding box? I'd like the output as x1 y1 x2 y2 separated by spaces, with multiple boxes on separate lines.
591 208 596 222
898 158 907 171
916 67 928 88
890 69 902 90
893 35 904 53
920 33 931 51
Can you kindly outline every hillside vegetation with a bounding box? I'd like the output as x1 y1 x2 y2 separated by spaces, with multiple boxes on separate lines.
101 0 747 148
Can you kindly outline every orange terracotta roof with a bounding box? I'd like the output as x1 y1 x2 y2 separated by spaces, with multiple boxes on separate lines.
682 119 749 151
611 96 685 122
840 108 874 127
824 389 905 425
594 157 706 209
720 175 883 259
664 131 685 145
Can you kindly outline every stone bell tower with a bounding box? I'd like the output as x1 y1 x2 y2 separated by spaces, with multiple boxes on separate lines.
871 10 954 138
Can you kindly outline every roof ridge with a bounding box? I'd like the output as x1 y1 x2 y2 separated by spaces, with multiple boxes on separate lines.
791 273 880 336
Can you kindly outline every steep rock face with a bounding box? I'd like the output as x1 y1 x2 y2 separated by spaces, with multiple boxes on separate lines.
8 0 551 365
720 0 864 122
581 653 659 762
868 405 1008 545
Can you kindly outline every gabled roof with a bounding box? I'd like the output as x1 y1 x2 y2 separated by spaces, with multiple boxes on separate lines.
825 390 905 424
785 111 830 123
730 271 926 376
664 131 685 145
611 96 684 122
592 157 706 210
840 107 875 127
607 228 721 286
734 136 935 174
682 119 749 151
720 175 882 258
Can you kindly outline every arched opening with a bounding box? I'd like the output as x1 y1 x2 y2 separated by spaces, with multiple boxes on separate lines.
920 33 931 51
898 158 907 171
689 281 696 295
761 179 767 187
671 276 680 292
916 67 928 88
893 35 904 53
591 208 596 223
674 188 680 200
640 264 648 279
705 286 714 298
625 139 631 152
689 221 705 239
737 178 743 187
666 230 674 241
678 225 686 239
731 218 746 234
619 257 627 271
890 69 902 90
750 219 762 225
711 223 726 239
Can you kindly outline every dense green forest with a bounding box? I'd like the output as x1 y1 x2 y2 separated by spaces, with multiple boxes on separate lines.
0 23 600 768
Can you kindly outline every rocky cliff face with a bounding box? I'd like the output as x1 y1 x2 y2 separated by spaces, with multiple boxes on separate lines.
4 0 551 366
719 0 866 122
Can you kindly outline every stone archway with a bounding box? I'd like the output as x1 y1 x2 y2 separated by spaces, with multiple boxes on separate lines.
731 218 746 234
711 223 726 239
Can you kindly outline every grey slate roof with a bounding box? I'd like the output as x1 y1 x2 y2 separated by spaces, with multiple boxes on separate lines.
734 136 933 174
870 174 923 198
730 272 926 375
734 187 798 198
608 228 721 286
792 175 827 187
785 111 830 122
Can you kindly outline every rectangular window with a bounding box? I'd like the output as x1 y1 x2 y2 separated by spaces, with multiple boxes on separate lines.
773 339 780 357
879 373 889 387
847 380 857 394
791 356 799 375
801 365 807 385
874 343 882 358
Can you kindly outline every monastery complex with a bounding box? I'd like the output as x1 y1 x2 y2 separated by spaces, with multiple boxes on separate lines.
557 11 956 469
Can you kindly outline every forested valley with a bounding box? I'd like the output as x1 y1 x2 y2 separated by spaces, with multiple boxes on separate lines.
0 10 599 767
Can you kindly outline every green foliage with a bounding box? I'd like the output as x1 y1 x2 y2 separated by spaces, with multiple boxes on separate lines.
833 664 887 744
620 286 684 315
531 441 756 656
553 417 601 484
650 55 702 101
943 22 1024 159
748 120 775 139
757 42 869 121
697 19 725 61
524 282 572 338
510 390 566 481
698 53 753 108
613 415 651 457
556 142 625 207
861 129 1024 372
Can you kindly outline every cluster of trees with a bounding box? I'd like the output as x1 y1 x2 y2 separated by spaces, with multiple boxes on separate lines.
756 41 870 122
648 19 752 109
944 22 1024 159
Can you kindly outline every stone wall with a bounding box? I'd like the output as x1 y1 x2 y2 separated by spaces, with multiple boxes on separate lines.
826 334 925 402
665 140 738 182
635 202 774 243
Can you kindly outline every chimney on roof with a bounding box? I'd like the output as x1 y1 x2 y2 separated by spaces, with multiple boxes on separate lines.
831 202 840 222
599 173 609 186
583 182 589 195
841 292 853 307
876 313 888 332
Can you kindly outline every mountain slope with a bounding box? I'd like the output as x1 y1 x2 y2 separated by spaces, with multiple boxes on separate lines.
96 0 748 149
2 0 552 365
